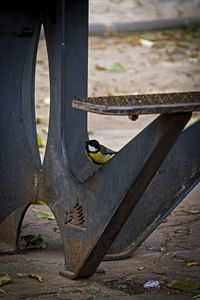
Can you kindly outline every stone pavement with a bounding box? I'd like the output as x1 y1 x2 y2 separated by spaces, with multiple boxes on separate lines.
0 183 199 299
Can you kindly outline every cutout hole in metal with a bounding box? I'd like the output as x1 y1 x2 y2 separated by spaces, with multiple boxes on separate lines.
35 34 50 162
19 203 62 253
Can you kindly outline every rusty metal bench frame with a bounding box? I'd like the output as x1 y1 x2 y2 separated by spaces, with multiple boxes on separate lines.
0 0 200 279
72 93 200 262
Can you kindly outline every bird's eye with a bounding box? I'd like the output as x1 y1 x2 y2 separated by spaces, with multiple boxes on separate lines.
91 140 99 148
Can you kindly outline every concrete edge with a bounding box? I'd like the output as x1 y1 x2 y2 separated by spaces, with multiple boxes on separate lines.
40 17 200 39
110 17 200 35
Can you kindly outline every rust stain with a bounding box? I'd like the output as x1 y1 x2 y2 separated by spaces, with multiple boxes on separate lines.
64 236 97 270
0 218 17 240
0 213 20 251
23 167 39 204
39 170 49 203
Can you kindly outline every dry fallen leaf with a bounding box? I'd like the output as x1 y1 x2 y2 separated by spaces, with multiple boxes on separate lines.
20 234 47 250
36 210 55 220
95 63 126 72
167 281 200 291
32 200 45 205
160 246 166 252
32 208 39 212
37 134 43 148
36 117 45 124
139 33 158 41
183 209 200 215
186 262 199 267
0 273 12 286
95 64 106 71
42 128 48 135
175 229 184 233
17 273 43 283
105 63 126 72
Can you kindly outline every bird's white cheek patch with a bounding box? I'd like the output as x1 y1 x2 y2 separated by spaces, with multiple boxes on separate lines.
88 145 97 152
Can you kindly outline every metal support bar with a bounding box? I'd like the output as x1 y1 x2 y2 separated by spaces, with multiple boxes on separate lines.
59 112 191 278
106 119 200 259
42 0 95 184
0 1 41 251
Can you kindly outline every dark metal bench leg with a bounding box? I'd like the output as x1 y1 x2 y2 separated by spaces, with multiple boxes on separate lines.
41 0 193 280
0 1 41 252
62 113 191 279
42 56 190 279
42 0 95 185
106 119 200 259
0 206 27 253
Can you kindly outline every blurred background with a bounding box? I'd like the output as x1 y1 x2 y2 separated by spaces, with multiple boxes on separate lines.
89 0 200 23
35 0 200 156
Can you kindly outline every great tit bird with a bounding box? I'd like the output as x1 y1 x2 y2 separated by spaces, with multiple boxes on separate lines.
85 139 116 165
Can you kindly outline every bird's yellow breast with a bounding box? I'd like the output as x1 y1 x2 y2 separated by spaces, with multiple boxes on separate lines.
86 151 112 164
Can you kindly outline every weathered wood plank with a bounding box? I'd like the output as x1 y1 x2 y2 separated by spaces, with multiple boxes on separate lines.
72 91 200 115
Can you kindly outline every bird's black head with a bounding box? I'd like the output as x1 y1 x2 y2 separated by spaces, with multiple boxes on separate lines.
85 139 100 153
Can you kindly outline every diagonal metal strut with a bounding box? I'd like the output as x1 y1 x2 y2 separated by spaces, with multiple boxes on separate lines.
60 112 191 279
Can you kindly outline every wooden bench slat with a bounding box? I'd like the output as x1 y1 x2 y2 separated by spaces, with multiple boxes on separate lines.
72 91 200 115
